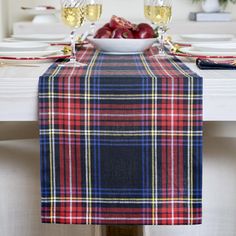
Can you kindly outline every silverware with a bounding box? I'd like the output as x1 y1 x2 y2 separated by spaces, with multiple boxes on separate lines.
231 61 236 65
165 36 182 53
62 46 72 55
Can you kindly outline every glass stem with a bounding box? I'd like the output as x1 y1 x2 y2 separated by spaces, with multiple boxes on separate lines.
70 28 77 64
90 22 96 35
159 27 165 55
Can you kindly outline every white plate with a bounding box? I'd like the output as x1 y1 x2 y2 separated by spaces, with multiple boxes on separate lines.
11 34 67 41
180 34 234 42
87 36 156 54
0 46 62 57
4 37 89 46
0 52 69 64
180 47 236 57
0 42 49 52
4 37 70 44
192 43 236 52
173 38 235 46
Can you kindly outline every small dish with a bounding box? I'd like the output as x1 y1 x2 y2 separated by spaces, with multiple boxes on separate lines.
192 43 236 52
180 34 234 42
0 42 49 52
0 52 69 64
180 47 236 57
11 34 67 42
169 47 236 59
0 46 62 57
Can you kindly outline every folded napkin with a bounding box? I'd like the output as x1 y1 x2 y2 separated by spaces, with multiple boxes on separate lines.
39 47 203 225
196 58 236 70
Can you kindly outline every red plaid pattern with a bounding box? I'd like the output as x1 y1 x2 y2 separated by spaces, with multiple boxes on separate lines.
39 47 203 225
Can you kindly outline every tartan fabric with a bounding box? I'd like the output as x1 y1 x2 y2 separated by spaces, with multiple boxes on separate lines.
38 47 203 225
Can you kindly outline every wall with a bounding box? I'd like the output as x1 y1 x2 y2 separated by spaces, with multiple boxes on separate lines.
8 0 200 22
0 0 9 39
5 0 236 34
0 0 235 38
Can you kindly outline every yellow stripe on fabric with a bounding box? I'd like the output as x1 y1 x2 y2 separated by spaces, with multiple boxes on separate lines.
48 65 62 223
140 54 158 224
42 197 202 201
84 50 99 224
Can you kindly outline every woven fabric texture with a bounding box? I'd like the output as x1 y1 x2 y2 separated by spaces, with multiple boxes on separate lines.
39 47 203 225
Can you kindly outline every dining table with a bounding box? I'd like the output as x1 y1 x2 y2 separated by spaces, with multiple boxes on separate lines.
0 46 236 236
0 58 236 122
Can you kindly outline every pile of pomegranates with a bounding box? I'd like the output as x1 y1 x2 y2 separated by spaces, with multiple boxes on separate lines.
94 15 155 39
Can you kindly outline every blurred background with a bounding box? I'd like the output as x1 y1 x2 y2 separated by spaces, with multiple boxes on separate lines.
1 0 236 38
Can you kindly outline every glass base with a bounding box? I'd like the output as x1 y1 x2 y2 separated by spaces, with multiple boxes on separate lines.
156 53 166 57
58 61 86 68
150 49 167 58
150 53 166 58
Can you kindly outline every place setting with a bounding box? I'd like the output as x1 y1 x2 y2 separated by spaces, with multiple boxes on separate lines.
168 33 236 59
0 41 70 65
1 0 235 68
4 33 89 46
5 34 67 43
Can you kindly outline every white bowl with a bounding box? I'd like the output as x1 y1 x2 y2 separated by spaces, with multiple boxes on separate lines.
87 36 156 54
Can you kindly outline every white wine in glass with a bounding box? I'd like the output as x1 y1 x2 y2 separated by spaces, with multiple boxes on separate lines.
149 5 172 26
62 7 86 28
144 5 152 21
86 0 102 35
149 0 172 56
60 0 87 67
144 0 154 24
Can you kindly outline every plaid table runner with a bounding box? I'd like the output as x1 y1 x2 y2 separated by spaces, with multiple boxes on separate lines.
39 47 203 225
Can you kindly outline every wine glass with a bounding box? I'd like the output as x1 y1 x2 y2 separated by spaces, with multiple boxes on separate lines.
86 0 103 35
150 0 172 56
60 0 87 67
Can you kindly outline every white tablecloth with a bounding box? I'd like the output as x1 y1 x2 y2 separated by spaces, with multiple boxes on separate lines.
0 60 236 121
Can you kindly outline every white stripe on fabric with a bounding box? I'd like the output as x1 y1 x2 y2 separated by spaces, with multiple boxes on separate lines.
42 216 202 221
